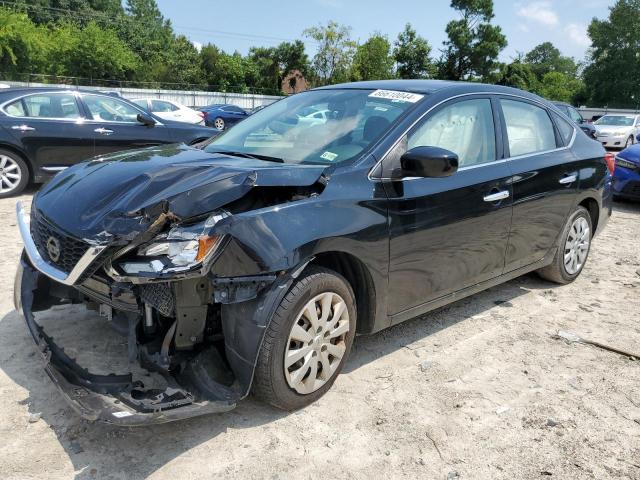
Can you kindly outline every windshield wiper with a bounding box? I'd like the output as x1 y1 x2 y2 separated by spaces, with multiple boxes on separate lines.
208 150 284 163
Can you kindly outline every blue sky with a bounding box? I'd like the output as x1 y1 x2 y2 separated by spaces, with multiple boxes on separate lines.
156 0 615 62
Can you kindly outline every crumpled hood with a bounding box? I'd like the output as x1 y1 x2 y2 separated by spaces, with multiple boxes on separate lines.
34 144 327 242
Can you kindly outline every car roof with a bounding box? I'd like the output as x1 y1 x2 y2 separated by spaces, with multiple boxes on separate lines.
313 79 548 102
0 87 118 101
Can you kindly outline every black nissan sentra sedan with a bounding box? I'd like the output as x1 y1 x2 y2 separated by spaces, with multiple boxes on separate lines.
0 88 216 197
14 80 612 425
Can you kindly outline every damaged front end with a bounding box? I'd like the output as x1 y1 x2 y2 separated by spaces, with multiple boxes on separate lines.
13 149 327 425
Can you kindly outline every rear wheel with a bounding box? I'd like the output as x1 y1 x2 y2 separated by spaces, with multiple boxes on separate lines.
0 150 29 198
252 266 356 410
213 117 225 130
537 206 592 284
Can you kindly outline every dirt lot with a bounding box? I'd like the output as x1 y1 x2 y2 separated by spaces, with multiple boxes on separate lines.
0 188 639 480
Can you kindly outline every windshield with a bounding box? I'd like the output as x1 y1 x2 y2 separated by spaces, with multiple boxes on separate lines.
595 115 635 126
204 88 423 165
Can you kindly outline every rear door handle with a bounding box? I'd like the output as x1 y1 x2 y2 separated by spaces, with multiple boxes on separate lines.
483 190 510 202
11 125 35 132
559 174 578 185
94 127 114 136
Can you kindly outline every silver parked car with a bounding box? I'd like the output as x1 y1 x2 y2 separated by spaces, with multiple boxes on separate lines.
594 114 640 149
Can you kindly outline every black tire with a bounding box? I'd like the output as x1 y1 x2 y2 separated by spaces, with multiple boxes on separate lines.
626 136 634 148
252 266 357 411
537 206 593 284
0 149 29 198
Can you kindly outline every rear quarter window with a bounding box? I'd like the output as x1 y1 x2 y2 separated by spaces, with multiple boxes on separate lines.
552 113 575 146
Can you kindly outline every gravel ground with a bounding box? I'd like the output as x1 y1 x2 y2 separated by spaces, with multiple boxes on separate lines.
0 188 639 480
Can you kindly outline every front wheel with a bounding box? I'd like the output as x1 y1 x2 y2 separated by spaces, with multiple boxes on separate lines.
0 150 29 198
537 206 592 284
626 136 634 148
252 266 356 411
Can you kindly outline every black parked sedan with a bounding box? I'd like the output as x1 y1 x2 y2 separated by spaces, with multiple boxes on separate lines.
15 80 612 425
552 102 597 140
0 88 216 197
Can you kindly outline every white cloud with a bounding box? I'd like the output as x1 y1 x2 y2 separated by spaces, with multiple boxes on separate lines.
565 23 591 47
516 1 559 27
516 23 530 33
192 41 203 52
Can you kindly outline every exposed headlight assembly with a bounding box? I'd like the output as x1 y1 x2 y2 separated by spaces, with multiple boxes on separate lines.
118 211 227 276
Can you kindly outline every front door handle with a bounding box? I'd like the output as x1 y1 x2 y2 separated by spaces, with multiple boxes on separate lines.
559 174 578 185
11 125 35 132
94 127 114 136
483 190 510 202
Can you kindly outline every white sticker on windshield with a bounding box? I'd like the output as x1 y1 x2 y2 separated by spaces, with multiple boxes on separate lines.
369 89 424 103
320 151 338 161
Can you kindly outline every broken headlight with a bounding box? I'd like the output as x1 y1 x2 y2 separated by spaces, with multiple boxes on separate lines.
119 212 227 275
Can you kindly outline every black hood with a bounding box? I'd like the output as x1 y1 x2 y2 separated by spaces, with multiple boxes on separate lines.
34 144 327 242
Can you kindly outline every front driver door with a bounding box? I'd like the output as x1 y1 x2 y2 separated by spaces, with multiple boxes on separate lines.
81 94 170 156
383 96 513 320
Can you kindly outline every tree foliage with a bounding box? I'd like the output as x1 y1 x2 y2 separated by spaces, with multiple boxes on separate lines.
524 42 578 79
351 33 394 81
583 0 640 108
439 0 507 81
304 21 356 85
393 23 436 79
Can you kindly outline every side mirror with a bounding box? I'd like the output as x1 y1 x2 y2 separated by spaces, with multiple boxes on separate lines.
400 146 459 178
137 113 156 127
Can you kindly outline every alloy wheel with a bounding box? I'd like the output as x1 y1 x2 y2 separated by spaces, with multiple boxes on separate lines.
214 118 225 130
284 292 350 395
563 216 590 275
0 155 22 194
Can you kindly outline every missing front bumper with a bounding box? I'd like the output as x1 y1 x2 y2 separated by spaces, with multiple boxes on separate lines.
14 257 237 426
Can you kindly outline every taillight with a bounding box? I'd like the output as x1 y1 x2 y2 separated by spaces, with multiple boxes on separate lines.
604 152 615 175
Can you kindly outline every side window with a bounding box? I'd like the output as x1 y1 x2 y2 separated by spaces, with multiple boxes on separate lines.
132 99 149 109
568 107 583 124
408 98 496 168
84 95 142 122
6 93 81 119
4 99 26 117
500 99 557 157
151 100 178 112
552 113 575 145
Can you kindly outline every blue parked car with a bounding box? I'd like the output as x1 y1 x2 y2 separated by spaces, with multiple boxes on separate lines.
613 134 640 201
199 104 248 130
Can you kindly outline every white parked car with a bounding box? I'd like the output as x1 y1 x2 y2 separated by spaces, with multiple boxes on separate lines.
594 114 640 149
131 98 205 125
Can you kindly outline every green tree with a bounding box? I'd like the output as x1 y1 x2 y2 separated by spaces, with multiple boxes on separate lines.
393 23 436 79
53 21 139 80
496 61 537 91
583 0 640 108
303 21 356 85
12 0 124 26
536 71 584 103
524 42 578 80
351 33 394 81
152 35 204 87
0 10 50 77
439 0 507 81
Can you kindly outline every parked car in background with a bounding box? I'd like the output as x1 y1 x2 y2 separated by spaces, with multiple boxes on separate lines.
131 98 205 125
14 80 612 424
612 138 640 201
552 102 597 139
199 104 248 130
0 88 216 197
594 114 640 148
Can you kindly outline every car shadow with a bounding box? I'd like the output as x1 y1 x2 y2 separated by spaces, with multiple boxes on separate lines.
0 269 556 479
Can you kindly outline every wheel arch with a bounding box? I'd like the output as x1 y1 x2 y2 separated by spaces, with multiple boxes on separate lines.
0 142 32 181
578 196 600 234
308 251 377 334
